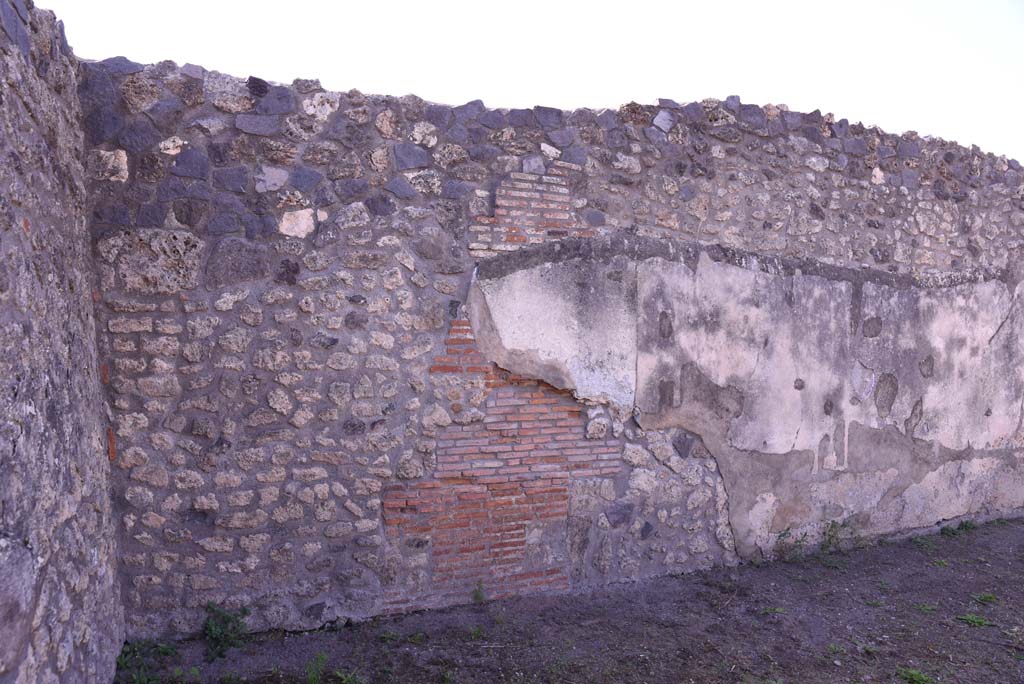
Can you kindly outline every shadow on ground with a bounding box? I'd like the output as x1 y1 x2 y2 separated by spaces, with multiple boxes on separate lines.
118 518 1024 684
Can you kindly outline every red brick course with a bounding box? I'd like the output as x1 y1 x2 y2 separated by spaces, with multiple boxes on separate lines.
386 176 620 609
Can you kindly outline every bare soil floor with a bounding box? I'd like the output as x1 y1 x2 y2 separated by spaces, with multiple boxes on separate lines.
123 518 1024 684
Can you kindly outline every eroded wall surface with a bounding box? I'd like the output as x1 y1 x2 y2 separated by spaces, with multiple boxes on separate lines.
75 46 1024 638
0 3 123 683
470 237 1024 560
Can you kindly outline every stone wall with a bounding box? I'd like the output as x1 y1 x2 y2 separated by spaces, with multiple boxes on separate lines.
0 3 123 683
77 50 1024 642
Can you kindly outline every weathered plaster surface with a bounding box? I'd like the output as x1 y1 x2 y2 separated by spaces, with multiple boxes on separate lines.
471 237 1024 558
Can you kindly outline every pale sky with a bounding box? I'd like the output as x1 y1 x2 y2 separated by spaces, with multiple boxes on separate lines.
42 0 1024 161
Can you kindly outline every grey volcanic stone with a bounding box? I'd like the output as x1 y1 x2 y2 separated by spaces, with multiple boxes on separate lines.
290 166 323 192
206 237 270 288
213 166 249 193
257 86 295 115
118 117 162 153
171 147 210 179
394 142 432 170
236 113 281 136
384 175 417 199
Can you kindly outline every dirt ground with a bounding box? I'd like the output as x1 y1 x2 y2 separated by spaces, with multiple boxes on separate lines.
121 518 1024 684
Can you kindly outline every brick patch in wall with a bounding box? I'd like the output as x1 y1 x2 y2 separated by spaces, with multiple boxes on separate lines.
384 376 621 610
468 171 594 259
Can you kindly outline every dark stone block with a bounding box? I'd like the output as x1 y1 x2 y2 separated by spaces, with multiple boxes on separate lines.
246 76 270 97
605 129 627 149
92 203 131 227
235 114 280 136
800 125 824 147
596 109 620 130
453 99 485 122
425 104 453 129
534 105 563 129
897 140 920 157
547 128 574 147
326 118 372 149
441 180 473 199
842 137 868 156
274 259 300 285
289 167 323 192
206 212 241 235
146 97 185 133
468 144 501 162
681 102 705 123
446 123 470 145
365 194 395 216
79 62 118 111
308 332 338 349
672 430 698 458
100 55 145 75
560 146 588 166
605 502 634 528
644 126 667 145
830 118 850 138
342 419 366 436
118 117 162 154
256 86 295 115
157 176 213 201
738 104 766 130
384 176 417 199
508 108 536 128
393 142 432 170
212 166 248 193
334 179 369 203
136 203 167 227
344 310 369 330
170 147 210 179
478 109 506 129
172 199 206 227
582 208 605 227
467 124 489 145
206 237 270 289
83 107 124 146
244 214 277 240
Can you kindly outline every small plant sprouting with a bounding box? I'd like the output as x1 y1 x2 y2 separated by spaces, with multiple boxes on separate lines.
897 668 935 684
333 671 365 684
202 602 250 661
115 640 178 684
378 630 400 644
913 603 937 613
407 632 427 645
471 580 486 604
911 536 934 551
958 610 991 626
306 652 328 684
957 613 995 627
941 519 978 537
760 606 786 616
972 592 998 605
467 625 485 640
